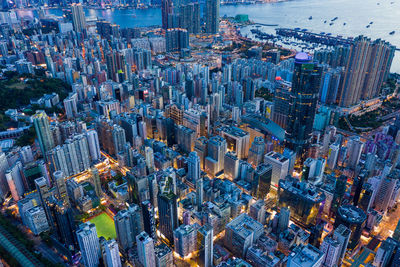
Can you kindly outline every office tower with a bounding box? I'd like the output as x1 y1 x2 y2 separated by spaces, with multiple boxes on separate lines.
90 167 102 198
141 200 157 239
112 125 126 155
25 206 49 235
196 178 203 211
278 178 325 226
336 37 395 107
320 237 341 267
263 151 289 188
176 125 196 153
248 137 265 167
330 175 347 214
136 231 156 267
194 137 208 170
333 224 351 264
86 130 101 162
249 200 266 224
277 207 290 233
224 152 239 180
205 135 227 176
254 163 273 199
224 213 263 257
205 0 220 34
114 205 144 251
101 239 121 267
287 244 324 267
32 110 54 156
157 189 178 244
71 3 86 33
219 126 250 159
155 243 174 267
187 151 201 182
273 79 291 129
173 224 197 258
76 222 100 267
358 183 374 213
197 224 213 267
284 53 322 163
48 198 78 250
334 205 366 249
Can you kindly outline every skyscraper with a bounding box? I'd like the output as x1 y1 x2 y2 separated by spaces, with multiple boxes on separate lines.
71 3 86 33
320 237 341 267
157 188 178 244
248 136 265 167
196 177 203 211
141 200 157 239
114 205 144 251
187 151 200 182
101 239 122 267
197 224 213 267
205 0 220 34
76 222 100 267
136 231 156 267
333 224 351 264
91 167 102 198
284 53 322 163
32 110 54 156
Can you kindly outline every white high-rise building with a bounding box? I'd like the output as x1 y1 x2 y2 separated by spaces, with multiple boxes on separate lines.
102 239 122 267
264 151 289 188
136 231 156 267
25 206 49 235
327 143 340 169
198 224 213 267
86 130 101 162
76 222 100 267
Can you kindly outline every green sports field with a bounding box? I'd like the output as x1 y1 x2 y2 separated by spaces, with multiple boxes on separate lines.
89 213 116 239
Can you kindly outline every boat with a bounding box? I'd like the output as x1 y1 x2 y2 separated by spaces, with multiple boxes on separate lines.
329 23 334 26
324 20 327 23
331 17 338 21
369 21 373 24
343 23 346 25
390 31 395 35
366 25 370 28
309 16 313 20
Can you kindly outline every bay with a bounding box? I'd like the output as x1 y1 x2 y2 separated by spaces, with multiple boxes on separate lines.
17 0 400 72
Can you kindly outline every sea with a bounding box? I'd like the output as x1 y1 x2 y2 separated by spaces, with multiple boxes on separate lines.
16 0 400 72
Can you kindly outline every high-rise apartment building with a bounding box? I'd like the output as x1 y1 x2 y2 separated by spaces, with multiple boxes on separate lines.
136 231 156 267
205 0 220 34
71 3 86 33
76 222 100 267
32 110 54 156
